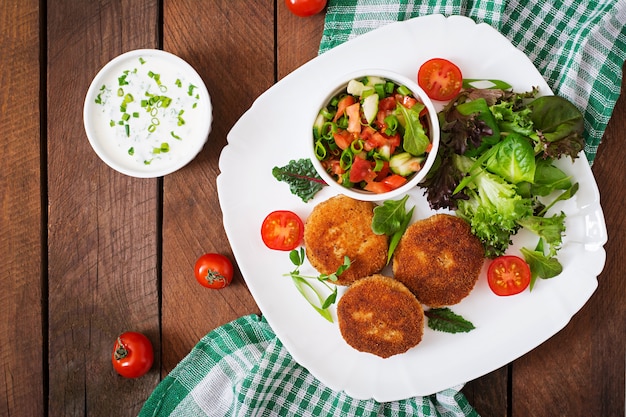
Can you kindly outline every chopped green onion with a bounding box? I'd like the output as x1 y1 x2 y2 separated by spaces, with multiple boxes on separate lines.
314 140 327 160
321 122 337 140
118 74 129 86
374 83 386 98
350 139 364 153
117 88 124 97
139 57 146 64
339 148 353 171
121 113 130 121
128 147 134 155
175 79 182 87
187 84 196 96
320 108 334 120
160 142 170 153
170 131 182 140
124 124 130 137
397 85 412 96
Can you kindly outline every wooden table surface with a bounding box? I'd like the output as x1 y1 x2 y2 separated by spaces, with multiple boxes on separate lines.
2 1 624 416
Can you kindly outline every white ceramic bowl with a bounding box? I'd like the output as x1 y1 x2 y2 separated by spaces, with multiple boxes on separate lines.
83 49 212 178
310 69 439 201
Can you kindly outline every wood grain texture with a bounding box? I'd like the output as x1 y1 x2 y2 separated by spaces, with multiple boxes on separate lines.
160 0 273 373
0 1 44 415
46 1 160 415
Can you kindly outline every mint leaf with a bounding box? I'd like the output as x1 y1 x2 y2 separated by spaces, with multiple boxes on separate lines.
272 158 326 202
425 308 475 333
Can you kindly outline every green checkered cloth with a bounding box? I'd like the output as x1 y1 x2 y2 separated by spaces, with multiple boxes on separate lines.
319 0 626 165
139 315 478 416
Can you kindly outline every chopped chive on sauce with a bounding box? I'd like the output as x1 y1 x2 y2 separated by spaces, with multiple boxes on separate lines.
93 55 202 166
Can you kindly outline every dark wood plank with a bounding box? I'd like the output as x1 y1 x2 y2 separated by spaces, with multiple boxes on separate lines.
277 1 327 79
46 2 161 415
511 64 626 416
462 367 509 416
160 0 274 373
0 1 44 415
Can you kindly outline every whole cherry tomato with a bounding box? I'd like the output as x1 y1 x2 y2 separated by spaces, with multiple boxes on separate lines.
285 0 327 17
112 331 154 378
194 253 234 289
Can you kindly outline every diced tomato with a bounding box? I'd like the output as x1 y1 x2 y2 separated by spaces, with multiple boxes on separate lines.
382 174 408 190
375 161 390 181
345 102 361 133
364 181 392 194
378 96 397 111
333 130 352 150
349 156 376 183
322 158 344 177
334 95 356 122
401 95 418 108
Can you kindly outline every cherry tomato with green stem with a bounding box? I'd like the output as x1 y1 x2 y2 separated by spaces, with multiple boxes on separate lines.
112 331 154 378
194 253 234 289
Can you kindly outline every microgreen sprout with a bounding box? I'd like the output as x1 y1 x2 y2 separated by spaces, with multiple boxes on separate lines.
284 248 350 322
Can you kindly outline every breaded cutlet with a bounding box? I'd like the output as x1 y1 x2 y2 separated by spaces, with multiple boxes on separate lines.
392 213 484 307
304 195 388 286
337 274 424 358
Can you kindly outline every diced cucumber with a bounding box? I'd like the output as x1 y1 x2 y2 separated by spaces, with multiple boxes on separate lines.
365 76 385 86
362 93 379 125
313 112 325 139
389 152 425 176
347 79 373 97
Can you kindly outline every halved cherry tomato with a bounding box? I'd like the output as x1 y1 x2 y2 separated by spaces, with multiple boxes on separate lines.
261 210 304 251
112 332 153 378
417 58 463 101
487 255 531 296
194 253 234 289
285 0 327 17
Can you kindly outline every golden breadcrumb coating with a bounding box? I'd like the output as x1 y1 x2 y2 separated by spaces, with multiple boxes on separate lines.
392 214 484 307
337 274 424 358
304 195 388 286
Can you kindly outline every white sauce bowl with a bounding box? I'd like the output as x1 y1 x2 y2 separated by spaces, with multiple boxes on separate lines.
83 49 212 177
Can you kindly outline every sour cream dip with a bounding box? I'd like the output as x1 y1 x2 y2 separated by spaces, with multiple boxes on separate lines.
84 49 212 177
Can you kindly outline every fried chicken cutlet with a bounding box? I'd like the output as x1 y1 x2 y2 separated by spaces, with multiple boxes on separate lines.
304 195 388 286
337 274 424 358
392 214 484 307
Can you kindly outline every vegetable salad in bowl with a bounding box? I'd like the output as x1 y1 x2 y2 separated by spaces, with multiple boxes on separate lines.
310 69 439 201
